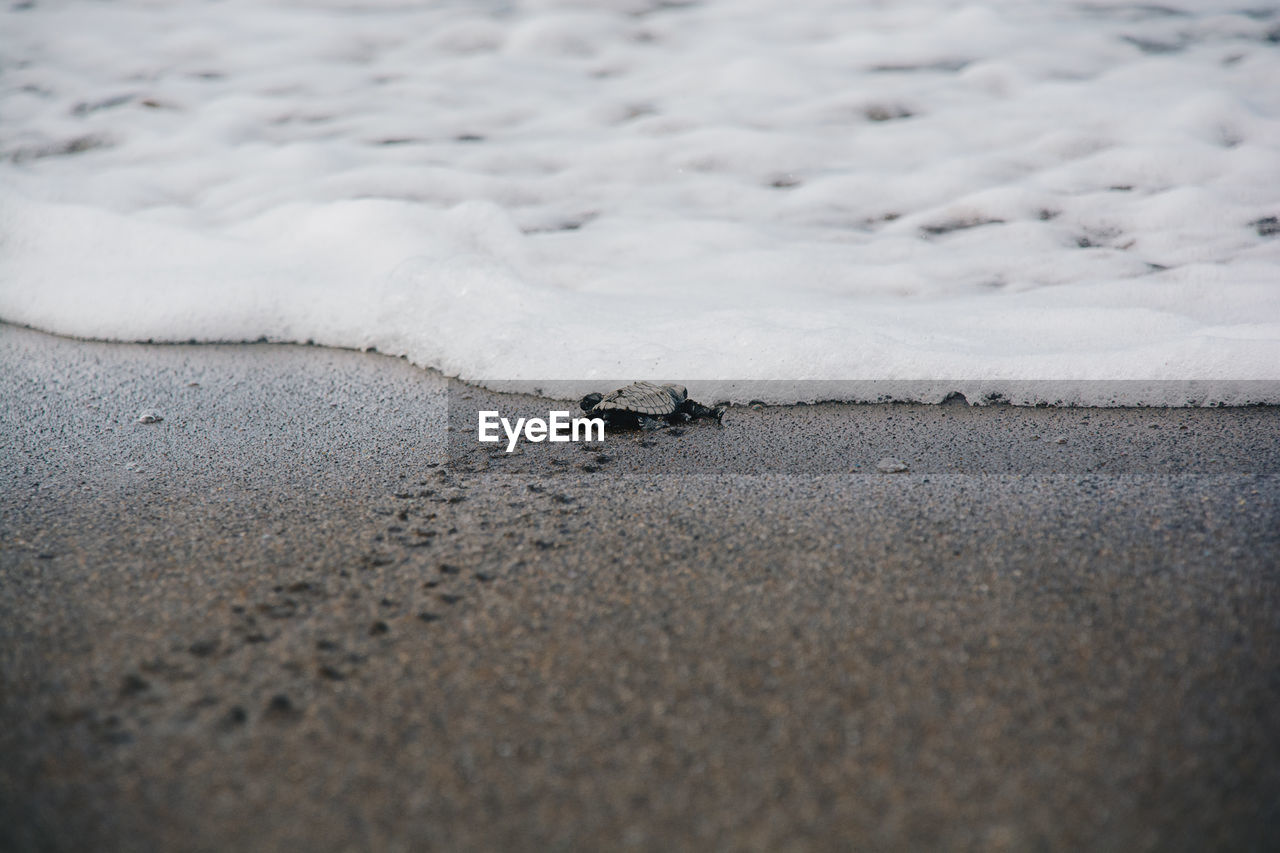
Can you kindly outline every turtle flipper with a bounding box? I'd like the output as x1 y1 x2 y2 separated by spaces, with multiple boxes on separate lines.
680 399 726 424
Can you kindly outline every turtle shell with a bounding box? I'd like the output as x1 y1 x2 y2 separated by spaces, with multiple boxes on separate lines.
590 382 687 416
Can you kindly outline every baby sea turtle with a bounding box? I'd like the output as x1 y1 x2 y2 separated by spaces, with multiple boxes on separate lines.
579 382 725 430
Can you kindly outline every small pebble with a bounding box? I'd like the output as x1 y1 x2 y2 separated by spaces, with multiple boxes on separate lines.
264 694 298 719
137 409 163 424
188 639 219 658
119 673 149 696
876 457 909 474
1053 436 1067 444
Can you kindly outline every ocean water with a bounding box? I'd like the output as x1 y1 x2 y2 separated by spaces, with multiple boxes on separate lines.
2 0 1279 404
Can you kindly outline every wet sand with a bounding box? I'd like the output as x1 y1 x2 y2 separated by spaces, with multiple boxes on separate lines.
1 323 1278 851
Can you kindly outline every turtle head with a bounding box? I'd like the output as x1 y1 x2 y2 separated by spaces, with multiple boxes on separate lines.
580 392 603 412
667 384 688 401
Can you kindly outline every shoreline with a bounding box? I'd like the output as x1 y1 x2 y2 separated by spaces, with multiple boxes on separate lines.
2 323 1278 850
5 321 1280 410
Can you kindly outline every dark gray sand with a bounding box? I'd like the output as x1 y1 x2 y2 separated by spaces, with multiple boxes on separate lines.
2 323 1278 851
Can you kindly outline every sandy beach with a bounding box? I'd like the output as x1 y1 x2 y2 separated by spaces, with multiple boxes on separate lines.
1 322 1278 851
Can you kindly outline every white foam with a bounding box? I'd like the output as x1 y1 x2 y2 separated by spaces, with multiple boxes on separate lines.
2 0 1279 404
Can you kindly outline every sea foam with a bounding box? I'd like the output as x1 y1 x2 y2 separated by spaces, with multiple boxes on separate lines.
2 0 1278 404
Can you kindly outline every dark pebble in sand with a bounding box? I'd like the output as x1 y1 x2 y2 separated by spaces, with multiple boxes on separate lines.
439 594 463 605
264 695 299 720
438 564 460 575
188 639 219 658
226 706 247 726
474 572 494 583
120 673 149 696
418 612 441 623
318 665 346 681
369 621 389 636
580 464 600 473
